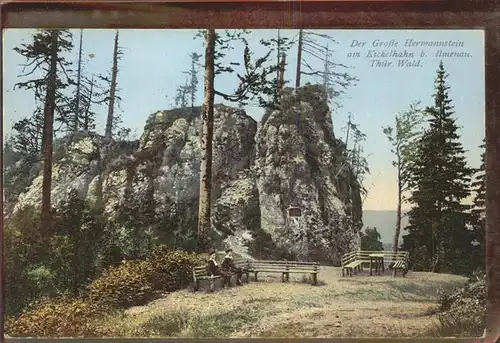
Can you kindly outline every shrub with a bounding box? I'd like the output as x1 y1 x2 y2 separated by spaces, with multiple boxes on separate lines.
88 247 204 309
146 247 205 291
6 248 204 337
429 272 485 337
5 297 110 338
87 259 156 309
4 206 48 316
49 190 108 295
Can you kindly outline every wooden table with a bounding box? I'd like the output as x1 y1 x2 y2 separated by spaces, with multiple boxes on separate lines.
369 253 385 276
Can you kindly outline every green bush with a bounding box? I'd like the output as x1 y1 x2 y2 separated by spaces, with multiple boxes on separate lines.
87 260 156 309
49 189 111 295
6 248 204 337
146 246 205 291
429 271 485 337
5 191 111 317
5 297 110 338
4 206 49 316
88 247 204 309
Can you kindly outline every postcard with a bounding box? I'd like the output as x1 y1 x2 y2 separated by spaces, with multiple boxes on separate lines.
2 27 486 339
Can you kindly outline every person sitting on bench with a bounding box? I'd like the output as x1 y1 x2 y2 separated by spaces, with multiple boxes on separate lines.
221 248 243 286
207 251 220 275
206 250 226 288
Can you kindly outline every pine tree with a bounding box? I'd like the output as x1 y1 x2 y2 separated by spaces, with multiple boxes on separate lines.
103 30 122 139
197 28 216 252
277 52 286 99
196 29 279 251
80 74 98 132
13 30 74 152
67 31 99 133
360 227 384 251
174 78 189 108
402 61 474 274
183 52 202 109
342 114 369 188
295 30 358 109
295 29 303 89
10 109 45 156
470 140 486 270
208 30 279 107
260 30 294 106
74 29 84 132
13 29 74 233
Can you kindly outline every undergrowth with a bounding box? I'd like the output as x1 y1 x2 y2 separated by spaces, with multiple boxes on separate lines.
427 271 485 338
5 248 204 338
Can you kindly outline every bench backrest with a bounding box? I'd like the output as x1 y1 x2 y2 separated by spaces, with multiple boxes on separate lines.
194 258 321 280
193 257 251 280
341 250 409 266
355 250 408 263
234 257 250 269
359 250 409 262
192 265 209 281
249 260 320 271
341 251 357 266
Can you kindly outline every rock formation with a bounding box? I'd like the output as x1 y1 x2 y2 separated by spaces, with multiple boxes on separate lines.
7 85 362 265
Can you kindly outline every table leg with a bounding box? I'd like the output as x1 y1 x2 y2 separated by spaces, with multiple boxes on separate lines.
381 258 385 273
370 257 373 276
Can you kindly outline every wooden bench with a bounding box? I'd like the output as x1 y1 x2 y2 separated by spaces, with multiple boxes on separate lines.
192 265 223 292
341 250 410 277
359 251 409 277
247 260 320 285
389 253 409 277
193 255 252 292
341 251 363 276
233 257 251 284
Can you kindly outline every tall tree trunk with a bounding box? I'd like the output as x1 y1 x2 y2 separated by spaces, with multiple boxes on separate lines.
83 75 94 131
275 29 281 103
323 43 329 96
277 52 286 99
197 29 216 252
75 29 83 132
345 115 351 148
295 29 303 89
485 19 500 337
105 30 119 139
393 156 402 253
40 30 59 233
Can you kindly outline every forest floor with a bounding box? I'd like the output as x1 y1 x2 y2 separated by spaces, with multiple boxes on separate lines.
102 266 467 338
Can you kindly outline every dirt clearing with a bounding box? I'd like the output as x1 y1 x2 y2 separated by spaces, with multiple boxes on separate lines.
102 266 467 338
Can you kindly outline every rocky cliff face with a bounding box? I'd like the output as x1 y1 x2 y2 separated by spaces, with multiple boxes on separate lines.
9 85 362 264
254 86 362 263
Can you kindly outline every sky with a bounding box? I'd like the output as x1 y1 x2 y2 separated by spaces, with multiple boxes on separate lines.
2 29 485 211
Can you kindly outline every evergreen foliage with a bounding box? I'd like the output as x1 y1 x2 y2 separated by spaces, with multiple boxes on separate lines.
360 227 384 251
5 30 485 337
401 62 475 275
11 30 74 154
470 140 486 270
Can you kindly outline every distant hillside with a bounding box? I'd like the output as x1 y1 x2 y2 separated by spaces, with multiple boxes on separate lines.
362 210 410 247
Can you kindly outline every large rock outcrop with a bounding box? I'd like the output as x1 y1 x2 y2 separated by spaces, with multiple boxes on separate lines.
254 86 362 263
9 85 362 264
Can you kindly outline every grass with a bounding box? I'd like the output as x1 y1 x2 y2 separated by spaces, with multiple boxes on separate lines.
101 266 469 338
